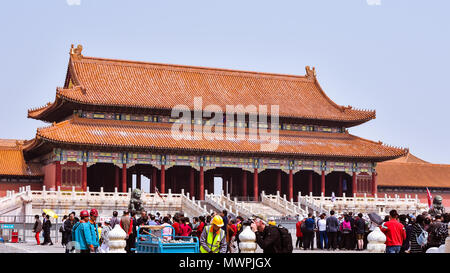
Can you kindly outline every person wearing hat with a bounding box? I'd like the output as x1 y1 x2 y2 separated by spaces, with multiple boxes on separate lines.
200 215 227 253
72 210 94 253
99 219 112 253
251 214 282 253
87 209 100 253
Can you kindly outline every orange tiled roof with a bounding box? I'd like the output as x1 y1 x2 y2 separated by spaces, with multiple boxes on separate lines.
0 139 43 176
27 116 406 161
29 46 376 125
377 153 450 188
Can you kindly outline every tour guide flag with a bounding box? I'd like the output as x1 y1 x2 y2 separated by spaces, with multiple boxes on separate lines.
426 187 433 208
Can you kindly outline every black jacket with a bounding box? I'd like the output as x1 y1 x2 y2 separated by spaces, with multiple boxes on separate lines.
43 219 52 232
355 218 366 234
255 225 282 253
63 219 75 242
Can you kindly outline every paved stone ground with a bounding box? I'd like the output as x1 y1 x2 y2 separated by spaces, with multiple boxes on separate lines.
0 242 367 253
0 242 65 253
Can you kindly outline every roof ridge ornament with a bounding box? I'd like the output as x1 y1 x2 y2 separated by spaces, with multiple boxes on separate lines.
70 44 83 60
305 66 316 80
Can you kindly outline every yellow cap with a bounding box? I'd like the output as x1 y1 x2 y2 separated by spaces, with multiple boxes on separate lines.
211 215 224 227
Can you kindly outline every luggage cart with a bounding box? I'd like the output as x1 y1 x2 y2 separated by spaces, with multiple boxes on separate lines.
134 225 199 253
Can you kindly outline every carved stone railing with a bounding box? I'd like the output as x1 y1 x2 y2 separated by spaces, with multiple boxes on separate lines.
180 189 209 217
261 191 307 217
297 192 428 215
0 186 32 215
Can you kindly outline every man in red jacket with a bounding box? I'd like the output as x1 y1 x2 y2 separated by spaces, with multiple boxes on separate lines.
380 210 406 253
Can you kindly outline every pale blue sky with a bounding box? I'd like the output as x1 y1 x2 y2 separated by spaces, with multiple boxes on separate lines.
0 0 449 163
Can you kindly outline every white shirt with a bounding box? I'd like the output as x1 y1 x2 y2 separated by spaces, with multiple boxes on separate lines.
317 219 327 232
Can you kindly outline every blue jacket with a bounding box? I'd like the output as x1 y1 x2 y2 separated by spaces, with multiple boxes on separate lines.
72 222 91 250
87 221 99 248
305 218 315 231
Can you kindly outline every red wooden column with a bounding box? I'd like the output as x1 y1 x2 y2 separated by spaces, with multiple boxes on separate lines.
338 173 343 196
242 169 247 198
253 168 259 200
190 168 195 197
352 172 357 197
288 169 293 201
160 165 166 193
199 166 204 200
308 171 313 194
122 163 127 192
114 166 120 191
276 170 281 194
372 172 377 196
82 162 87 191
55 161 61 189
321 170 325 195
152 167 157 193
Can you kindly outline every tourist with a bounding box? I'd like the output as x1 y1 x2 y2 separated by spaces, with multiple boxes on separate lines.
410 214 426 253
399 214 412 253
88 209 100 253
303 213 315 250
251 215 282 253
295 216 303 249
317 213 328 249
156 212 161 223
197 216 206 239
348 212 356 250
42 215 53 245
32 215 42 245
129 211 138 253
148 214 158 225
41 212 47 244
63 212 76 253
120 211 133 253
200 215 227 253
192 217 199 236
340 214 352 250
221 210 229 236
161 216 173 241
380 209 406 253
426 214 447 250
326 210 339 251
136 210 148 226
99 219 112 253
180 217 192 238
355 213 366 251
172 216 181 236
110 211 120 229
97 222 102 242
226 219 238 253
234 216 245 253
72 210 93 253
60 215 68 247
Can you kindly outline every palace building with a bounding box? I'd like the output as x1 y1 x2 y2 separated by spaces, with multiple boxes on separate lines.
0 44 421 201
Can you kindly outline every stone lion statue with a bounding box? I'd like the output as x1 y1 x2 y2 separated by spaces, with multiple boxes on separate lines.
428 195 445 217
128 189 144 215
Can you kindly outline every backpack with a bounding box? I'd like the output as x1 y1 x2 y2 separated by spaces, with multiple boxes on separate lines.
276 225 293 253
342 221 351 234
300 221 306 233
427 223 445 246
416 225 428 247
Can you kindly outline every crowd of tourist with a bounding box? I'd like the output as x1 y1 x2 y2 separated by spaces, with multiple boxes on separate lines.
31 208 449 253
294 209 449 253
